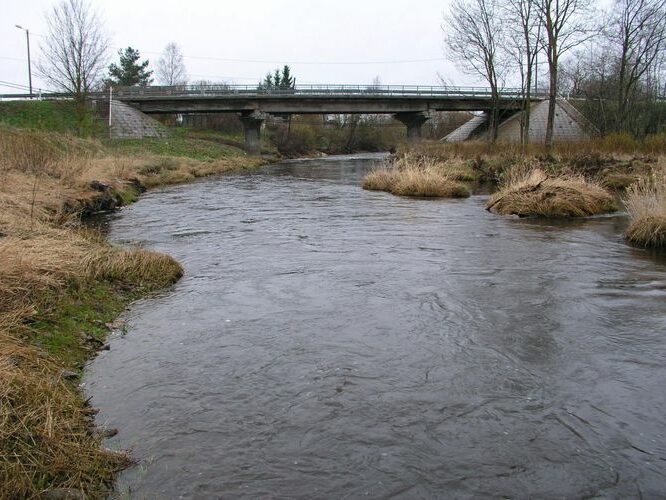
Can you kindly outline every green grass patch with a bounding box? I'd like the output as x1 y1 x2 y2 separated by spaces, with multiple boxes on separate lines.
0 101 79 132
0 100 107 137
104 136 245 161
29 281 139 370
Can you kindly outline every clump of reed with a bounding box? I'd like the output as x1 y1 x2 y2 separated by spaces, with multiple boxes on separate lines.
486 166 618 217
362 153 471 198
624 166 666 248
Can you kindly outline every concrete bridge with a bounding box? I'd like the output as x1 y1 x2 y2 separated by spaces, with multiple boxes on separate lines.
110 84 543 153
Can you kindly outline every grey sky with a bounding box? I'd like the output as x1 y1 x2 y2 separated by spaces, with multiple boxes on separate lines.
1 0 479 92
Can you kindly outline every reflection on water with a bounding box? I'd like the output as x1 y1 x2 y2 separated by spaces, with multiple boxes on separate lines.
86 154 666 498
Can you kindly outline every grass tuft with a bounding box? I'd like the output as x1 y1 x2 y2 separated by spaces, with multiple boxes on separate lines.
362 154 470 198
486 168 618 217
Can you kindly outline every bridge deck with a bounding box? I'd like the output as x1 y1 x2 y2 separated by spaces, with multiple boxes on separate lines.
109 84 544 115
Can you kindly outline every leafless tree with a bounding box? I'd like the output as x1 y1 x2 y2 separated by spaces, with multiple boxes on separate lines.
503 0 542 146
156 42 188 86
611 0 666 128
37 0 109 96
444 0 507 141
536 0 595 149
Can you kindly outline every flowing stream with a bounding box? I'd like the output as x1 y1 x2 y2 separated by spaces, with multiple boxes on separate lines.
86 154 666 498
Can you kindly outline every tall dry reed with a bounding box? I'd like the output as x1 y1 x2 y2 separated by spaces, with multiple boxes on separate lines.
624 166 666 248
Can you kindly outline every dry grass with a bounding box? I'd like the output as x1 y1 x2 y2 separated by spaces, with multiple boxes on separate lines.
408 131 666 158
0 228 182 499
0 336 131 497
624 167 666 248
362 154 470 198
400 136 665 189
0 125 265 497
486 167 618 217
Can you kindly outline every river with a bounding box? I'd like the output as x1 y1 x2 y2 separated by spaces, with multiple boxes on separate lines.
86 154 666 498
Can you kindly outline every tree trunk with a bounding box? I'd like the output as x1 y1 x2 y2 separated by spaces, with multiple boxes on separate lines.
488 84 500 143
545 58 557 151
523 67 533 147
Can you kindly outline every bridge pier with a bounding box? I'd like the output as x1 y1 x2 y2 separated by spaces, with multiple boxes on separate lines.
239 111 266 154
394 112 429 142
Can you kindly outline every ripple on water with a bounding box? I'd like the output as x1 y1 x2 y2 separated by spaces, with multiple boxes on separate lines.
86 155 666 499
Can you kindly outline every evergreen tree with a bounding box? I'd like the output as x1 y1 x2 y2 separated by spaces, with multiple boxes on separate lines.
106 47 153 87
258 66 296 91
280 65 295 89
259 72 274 90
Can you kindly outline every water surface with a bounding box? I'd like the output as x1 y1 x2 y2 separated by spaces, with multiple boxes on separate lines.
86 154 666 498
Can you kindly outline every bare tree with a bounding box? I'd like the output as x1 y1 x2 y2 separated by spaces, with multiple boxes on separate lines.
503 0 542 146
611 0 666 128
156 42 188 86
444 0 507 141
37 0 109 135
536 0 595 149
37 0 109 111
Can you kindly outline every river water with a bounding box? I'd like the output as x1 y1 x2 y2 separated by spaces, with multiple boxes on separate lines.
86 154 666 499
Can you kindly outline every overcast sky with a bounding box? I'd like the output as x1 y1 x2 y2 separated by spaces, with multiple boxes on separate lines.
1 0 482 93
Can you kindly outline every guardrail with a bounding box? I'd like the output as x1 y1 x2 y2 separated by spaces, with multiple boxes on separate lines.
110 84 543 100
3 85 666 102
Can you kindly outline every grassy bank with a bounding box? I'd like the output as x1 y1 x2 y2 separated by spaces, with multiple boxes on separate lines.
401 135 666 190
0 101 79 133
0 124 264 497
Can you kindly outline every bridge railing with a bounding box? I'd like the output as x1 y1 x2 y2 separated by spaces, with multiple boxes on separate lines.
111 84 543 100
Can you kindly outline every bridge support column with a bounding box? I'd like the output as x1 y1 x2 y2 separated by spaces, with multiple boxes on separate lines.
394 112 429 142
239 111 266 155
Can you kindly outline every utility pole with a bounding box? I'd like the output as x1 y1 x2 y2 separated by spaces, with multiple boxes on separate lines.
15 25 32 97
109 86 113 134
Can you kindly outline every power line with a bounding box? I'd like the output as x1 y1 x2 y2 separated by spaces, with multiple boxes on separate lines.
0 80 30 89
140 50 443 66
184 55 444 66
0 55 27 62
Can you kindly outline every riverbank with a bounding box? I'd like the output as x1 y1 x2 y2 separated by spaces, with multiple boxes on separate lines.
377 139 666 244
0 125 265 498
397 137 666 188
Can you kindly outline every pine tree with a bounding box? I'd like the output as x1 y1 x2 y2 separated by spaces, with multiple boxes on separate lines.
106 47 153 87
280 65 295 89
259 72 274 90
258 66 296 91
